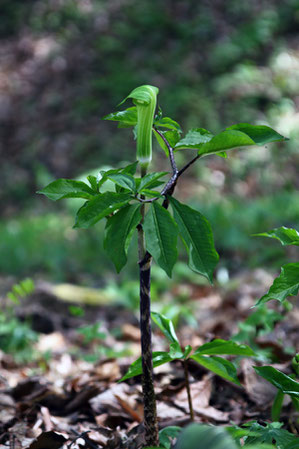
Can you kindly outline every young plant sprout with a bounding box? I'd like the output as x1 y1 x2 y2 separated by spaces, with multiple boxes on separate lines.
39 85 288 447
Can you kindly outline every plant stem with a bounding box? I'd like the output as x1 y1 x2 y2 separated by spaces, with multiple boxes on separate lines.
183 359 194 421
271 390 284 422
138 166 159 447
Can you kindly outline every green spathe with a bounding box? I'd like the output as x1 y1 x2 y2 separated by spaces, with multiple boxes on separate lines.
124 85 159 168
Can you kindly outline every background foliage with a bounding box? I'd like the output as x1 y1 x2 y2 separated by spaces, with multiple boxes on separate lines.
1 0 298 282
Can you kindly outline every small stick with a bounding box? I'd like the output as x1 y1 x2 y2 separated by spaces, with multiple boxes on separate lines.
183 360 194 421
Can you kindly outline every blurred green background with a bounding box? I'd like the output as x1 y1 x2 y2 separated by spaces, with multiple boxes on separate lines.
1 0 298 285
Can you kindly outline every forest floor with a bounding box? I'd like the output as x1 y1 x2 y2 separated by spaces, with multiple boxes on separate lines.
0 270 298 449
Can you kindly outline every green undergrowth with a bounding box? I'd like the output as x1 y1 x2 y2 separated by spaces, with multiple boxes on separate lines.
1 189 298 280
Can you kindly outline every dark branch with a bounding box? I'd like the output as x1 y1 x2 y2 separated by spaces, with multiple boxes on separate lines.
137 130 201 204
178 154 200 177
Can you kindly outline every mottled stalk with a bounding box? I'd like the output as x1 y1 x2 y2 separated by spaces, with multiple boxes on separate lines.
138 165 159 447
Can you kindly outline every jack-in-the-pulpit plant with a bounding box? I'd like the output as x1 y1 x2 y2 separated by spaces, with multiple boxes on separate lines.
39 85 288 447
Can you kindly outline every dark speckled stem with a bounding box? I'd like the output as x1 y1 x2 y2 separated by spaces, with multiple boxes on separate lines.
138 165 159 447
139 251 159 446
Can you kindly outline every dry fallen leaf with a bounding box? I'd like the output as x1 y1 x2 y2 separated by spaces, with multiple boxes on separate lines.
241 358 277 407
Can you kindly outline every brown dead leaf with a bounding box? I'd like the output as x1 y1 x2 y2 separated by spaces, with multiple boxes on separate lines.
176 376 212 409
241 358 277 407
94 359 120 381
114 394 143 423
36 332 67 354
122 324 141 342
171 376 229 422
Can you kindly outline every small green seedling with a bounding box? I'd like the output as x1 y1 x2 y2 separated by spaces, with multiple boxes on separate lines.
121 311 254 420
1 279 37 362
254 363 299 422
39 85 287 446
6 278 35 304
232 305 285 362
253 227 299 421
255 227 299 306
232 421 299 448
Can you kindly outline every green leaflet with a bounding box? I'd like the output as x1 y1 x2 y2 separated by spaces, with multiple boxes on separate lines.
137 172 168 192
151 311 180 344
169 197 219 283
194 339 255 356
104 204 141 272
190 354 241 385
159 427 181 449
97 161 139 189
119 351 173 382
197 130 255 155
254 366 299 397
102 106 137 127
87 175 98 192
38 179 95 201
154 129 181 156
256 263 299 305
107 173 136 193
254 226 299 246
174 128 214 150
153 116 182 132
174 424 238 449
143 202 178 277
174 123 287 157
242 422 298 448
74 192 131 228
226 123 287 145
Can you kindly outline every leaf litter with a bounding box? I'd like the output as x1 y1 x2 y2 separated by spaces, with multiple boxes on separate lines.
0 270 298 448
